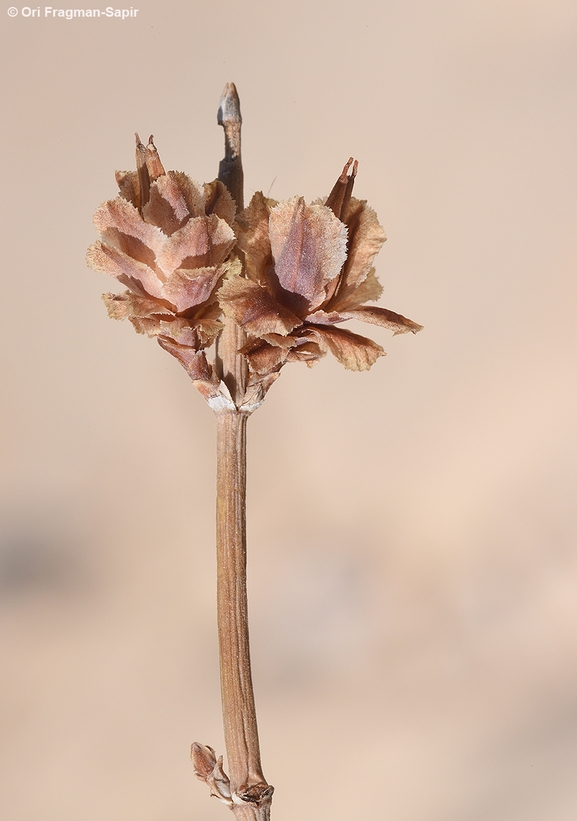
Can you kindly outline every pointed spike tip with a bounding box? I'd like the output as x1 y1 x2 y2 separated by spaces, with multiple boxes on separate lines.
218 82 242 126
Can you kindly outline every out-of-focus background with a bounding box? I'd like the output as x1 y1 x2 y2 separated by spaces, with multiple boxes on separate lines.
1 2 576 819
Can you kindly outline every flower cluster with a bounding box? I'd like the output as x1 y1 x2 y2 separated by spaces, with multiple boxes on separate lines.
87 140 422 409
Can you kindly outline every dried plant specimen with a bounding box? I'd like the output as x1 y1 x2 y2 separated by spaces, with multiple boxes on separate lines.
86 83 422 821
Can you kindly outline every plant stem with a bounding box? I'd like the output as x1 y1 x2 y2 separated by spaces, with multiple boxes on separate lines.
212 83 273 821
215 410 272 820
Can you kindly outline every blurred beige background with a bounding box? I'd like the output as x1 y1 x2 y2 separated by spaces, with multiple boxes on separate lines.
1 1 576 819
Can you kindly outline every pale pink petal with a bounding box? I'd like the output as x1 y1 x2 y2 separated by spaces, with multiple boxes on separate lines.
156 214 235 276
87 241 164 298
204 180 236 225
101 291 172 321
328 267 383 311
169 172 206 217
115 170 139 207
219 276 301 336
93 196 166 267
338 198 386 293
162 266 222 312
142 175 191 235
269 197 347 310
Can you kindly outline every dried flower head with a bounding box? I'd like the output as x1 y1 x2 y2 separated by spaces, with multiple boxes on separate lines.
225 158 422 395
86 134 238 399
87 114 422 412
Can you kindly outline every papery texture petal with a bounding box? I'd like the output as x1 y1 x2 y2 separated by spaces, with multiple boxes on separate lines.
328 266 383 311
142 175 191 235
194 318 224 347
87 241 164 298
101 291 172 321
157 318 200 346
169 172 206 217
327 199 386 308
343 199 386 283
219 276 302 336
242 339 290 374
340 306 424 334
304 309 346 325
285 339 325 365
128 316 165 336
156 214 235 275
162 266 222 312
308 325 384 371
144 138 165 181
115 171 139 207
93 197 165 269
204 180 236 225
235 191 275 285
269 197 348 309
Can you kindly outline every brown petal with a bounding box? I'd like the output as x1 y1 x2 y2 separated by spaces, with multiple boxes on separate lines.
327 198 386 307
156 214 235 276
339 306 424 335
285 339 325 366
308 325 385 371
170 172 207 217
204 180 236 225
219 276 302 336
101 291 172 321
235 191 274 286
115 170 139 207
269 197 347 309
329 267 383 311
241 339 290 374
157 317 199 347
127 316 163 336
304 309 345 325
142 174 191 235
162 266 222 312
193 317 224 347
93 196 166 269
87 241 164 298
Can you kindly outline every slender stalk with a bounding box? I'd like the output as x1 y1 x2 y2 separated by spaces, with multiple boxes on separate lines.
211 83 273 821
215 411 272 820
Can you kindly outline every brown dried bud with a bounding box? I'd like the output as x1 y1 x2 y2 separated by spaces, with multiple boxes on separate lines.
191 743 233 806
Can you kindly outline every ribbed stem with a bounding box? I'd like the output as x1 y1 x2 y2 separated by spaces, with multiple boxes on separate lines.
215 410 273 820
